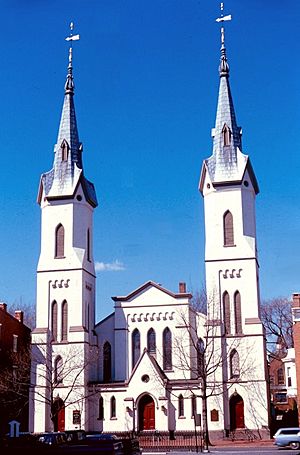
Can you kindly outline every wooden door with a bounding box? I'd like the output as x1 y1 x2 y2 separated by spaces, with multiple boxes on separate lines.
57 406 65 432
230 394 244 430
139 395 155 430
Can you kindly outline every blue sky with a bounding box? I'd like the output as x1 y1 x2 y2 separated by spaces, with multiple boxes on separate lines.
0 0 299 321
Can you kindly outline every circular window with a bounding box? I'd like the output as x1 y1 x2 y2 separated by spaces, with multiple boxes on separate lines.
76 195 82 201
207 183 211 189
141 374 150 383
243 181 249 187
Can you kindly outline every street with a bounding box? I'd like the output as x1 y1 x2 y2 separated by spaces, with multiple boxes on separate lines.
146 448 298 455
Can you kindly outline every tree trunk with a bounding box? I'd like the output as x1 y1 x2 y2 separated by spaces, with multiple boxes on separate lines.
202 384 210 452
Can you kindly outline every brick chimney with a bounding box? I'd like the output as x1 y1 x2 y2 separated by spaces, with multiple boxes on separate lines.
293 293 300 308
14 310 24 324
0 302 7 312
179 282 186 294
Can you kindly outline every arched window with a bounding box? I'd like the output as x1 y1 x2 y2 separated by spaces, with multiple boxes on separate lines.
197 338 205 377
147 328 156 355
54 356 63 384
61 140 69 161
230 350 240 378
99 396 104 420
222 123 231 146
223 291 231 335
51 301 58 341
61 300 68 341
277 368 284 385
223 211 234 246
87 229 91 262
110 396 116 418
178 394 184 417
132 329 140 369
234 291 242 334
103 341 112 382
163 327 172 370
55 224 65 258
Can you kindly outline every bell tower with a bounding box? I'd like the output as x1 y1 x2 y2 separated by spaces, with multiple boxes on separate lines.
199 8 269 435
30 25 98 433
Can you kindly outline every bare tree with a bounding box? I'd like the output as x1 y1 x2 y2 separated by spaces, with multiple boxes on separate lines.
260 297 293 355
0 339 100 432
173 293 260 451
30 341 99 431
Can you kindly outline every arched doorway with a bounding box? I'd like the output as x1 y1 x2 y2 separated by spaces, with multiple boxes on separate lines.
52 397 65 432
138 395 155 430
229 393 244 430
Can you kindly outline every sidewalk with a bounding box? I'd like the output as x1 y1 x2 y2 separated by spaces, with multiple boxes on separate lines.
210 437 274 448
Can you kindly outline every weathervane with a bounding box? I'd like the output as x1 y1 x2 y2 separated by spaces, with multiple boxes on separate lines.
215 3 232 49
65 22 80 67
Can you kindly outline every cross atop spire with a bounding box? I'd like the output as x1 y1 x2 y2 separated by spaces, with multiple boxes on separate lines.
64 22 80 94
216 3 232 77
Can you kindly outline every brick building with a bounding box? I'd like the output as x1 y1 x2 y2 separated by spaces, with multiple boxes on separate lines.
0 303 31 435
292 293 300 425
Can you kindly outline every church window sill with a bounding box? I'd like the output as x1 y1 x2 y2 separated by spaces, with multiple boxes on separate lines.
110 417 117 421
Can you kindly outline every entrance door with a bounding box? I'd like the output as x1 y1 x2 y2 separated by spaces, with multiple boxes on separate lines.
57 406 65 432
229 393 244 430
52 398 65 432
139 395 155 430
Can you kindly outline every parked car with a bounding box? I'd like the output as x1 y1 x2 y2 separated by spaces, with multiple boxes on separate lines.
36 432 68 446
274 427 300 450
84 433 124 455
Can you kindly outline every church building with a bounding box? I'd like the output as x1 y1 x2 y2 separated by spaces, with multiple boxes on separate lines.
29 19 270 441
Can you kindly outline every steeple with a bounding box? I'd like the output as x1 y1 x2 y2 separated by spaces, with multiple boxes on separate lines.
38 24 97 207
199 5 258 193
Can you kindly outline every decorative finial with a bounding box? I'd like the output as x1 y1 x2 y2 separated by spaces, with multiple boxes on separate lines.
215 3 232 77
64 22 80 94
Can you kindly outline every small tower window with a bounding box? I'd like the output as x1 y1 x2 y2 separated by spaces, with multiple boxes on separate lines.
51 301 58 341
132 329 140 370
55 224 65 258
61 300 68 341
147 328 156 355
234 291 242 334
230 349 240 378
163 327 172 370
103 341 112 383
61 140 69 162
222 123 231 146
223 211 234 246
110 396 116 418
178 394 184 417
223 291 231 335
54 355 63 384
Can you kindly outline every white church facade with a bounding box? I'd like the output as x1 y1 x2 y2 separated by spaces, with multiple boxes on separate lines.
29 21 270 441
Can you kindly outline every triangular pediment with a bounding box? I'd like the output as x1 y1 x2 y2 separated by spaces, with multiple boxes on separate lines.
112 280 191 303
127 348 167 392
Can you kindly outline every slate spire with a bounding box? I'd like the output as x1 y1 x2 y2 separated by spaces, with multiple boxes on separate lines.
55 32 82 172
38 25 97 207
199 6 258 194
